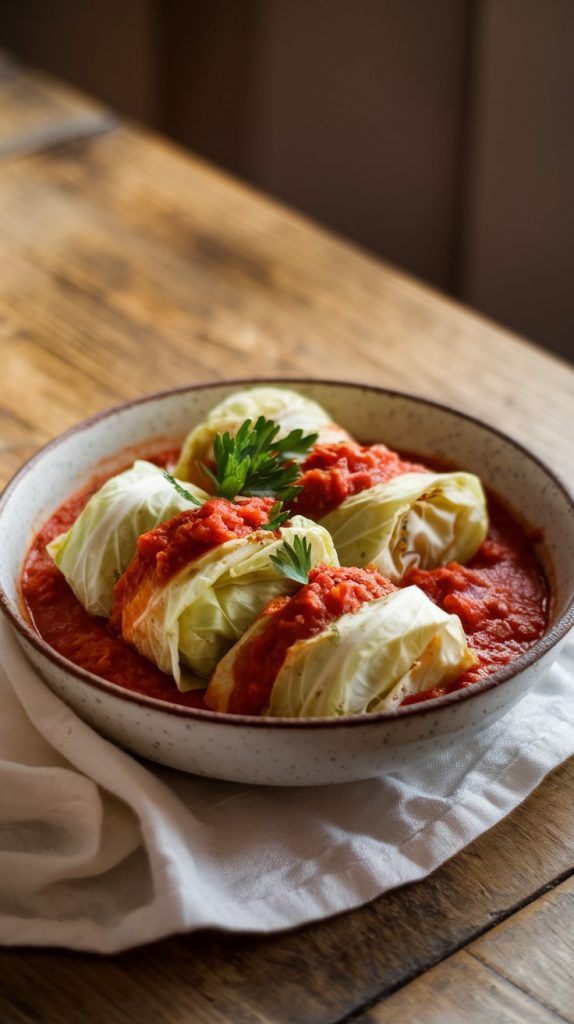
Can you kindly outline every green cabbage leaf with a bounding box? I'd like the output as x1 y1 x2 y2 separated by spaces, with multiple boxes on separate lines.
47 460 207 617
173 386 351 485
320 471 488 579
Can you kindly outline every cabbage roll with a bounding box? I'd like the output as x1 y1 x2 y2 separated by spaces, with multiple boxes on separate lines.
47 461 207 617
110 498 338 688
320 471 488 580
173 386 351 486
206 570 476 717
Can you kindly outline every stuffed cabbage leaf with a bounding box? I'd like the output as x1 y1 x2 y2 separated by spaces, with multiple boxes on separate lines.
207 583 476 717
47 460 207 617
320 470 488 580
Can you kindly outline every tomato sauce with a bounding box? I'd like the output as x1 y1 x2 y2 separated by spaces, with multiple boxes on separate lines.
290 442 426 519
401 501 548 703
225 567 396 716
20 446 549 713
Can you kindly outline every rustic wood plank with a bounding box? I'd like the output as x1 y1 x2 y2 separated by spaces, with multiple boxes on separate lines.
361 875 574 1022
360 951 566 1024
0 125 572 480
0 60 116 159
470 875 574 1023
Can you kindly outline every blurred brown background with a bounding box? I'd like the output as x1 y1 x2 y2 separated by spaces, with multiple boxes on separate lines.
2 0 572 362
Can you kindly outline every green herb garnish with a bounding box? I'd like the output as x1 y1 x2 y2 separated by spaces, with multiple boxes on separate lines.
269 536 313 585
261 500 292 532
202 416 317 502
162 471 204 506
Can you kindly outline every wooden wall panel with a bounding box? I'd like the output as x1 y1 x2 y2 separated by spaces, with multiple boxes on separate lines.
0 0 159 124
158 0 470 291
161 0 262 180
241 0 470 290
460 0 574 360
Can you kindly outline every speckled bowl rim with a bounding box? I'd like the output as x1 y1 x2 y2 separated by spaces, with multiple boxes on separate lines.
1 377 573 729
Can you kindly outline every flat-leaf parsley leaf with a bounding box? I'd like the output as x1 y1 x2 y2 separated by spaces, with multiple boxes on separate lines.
269 535 313 585
202 416 317 502
162 472 204 506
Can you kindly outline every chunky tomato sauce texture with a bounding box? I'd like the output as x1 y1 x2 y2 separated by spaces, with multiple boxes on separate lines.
290 442 427 519
20 446 548 712
401 502 548 702
226 566 396 716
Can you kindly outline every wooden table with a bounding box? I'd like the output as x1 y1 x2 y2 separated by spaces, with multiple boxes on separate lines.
1 59 573 1024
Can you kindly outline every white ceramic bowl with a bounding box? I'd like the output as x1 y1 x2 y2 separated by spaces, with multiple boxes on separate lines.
1 380 573 786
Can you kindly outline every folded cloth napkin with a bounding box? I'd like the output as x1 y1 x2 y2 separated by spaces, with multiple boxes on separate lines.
1 614 573 954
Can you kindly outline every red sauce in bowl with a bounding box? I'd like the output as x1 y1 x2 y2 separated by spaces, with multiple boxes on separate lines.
402 503 548 702
20 446 549 713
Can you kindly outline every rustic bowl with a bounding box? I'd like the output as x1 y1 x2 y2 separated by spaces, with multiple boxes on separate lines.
1 380 573 786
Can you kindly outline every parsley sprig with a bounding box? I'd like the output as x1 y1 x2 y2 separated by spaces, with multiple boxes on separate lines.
202 416 317 502
162 472 204 506
260 500 292 532
270 536 313 585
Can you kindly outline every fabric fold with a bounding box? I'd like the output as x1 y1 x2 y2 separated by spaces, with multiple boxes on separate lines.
0 615 572 954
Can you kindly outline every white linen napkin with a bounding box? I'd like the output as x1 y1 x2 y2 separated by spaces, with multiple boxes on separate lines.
1 614 573 954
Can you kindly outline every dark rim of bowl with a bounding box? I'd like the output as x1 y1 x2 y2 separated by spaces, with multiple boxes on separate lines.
1 377 573 729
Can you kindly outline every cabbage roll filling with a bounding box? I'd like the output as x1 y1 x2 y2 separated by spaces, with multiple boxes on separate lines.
207 566 396 715
290 441 427 520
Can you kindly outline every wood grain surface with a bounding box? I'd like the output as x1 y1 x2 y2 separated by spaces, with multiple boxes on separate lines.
363 875 574 1024
0 60 573 1024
